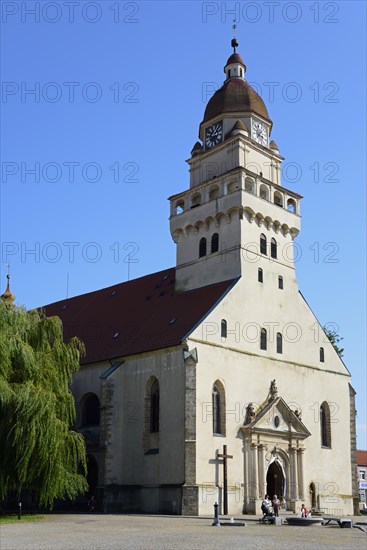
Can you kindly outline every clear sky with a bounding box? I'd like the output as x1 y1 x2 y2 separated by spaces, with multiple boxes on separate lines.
1 1 366 447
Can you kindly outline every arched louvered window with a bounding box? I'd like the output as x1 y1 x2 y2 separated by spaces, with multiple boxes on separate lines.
211 233 219 253
271 238 277 259
199 237 207 258
320 401 331 448
320 347 325 363
221 319 227 338
260 328 267 351
277 332 283 354
212 381 226 435
258 268 263 283
260 234 267 255
150 379 160 433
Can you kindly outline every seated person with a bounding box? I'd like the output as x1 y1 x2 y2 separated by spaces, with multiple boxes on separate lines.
301 504 310 517
261 494 272 516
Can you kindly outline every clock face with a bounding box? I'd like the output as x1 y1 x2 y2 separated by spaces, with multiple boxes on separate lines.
205 122 223 149
252 121 267 146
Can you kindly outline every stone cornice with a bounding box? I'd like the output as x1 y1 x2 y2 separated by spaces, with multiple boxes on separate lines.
187 337 351 379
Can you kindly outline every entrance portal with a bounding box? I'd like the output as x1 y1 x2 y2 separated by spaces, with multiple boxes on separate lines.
266 460 284 499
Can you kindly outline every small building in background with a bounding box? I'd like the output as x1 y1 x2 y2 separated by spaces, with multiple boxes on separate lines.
357 450 367 509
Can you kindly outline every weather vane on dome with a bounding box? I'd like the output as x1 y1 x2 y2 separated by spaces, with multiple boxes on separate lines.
231 20 238 53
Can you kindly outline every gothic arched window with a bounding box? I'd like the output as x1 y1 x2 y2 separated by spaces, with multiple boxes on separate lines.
277 332 283 354
212 381 226 435
271 238 277 259
320 347 325 363
258 268 263 283
320 401 331 448
260 234 267 255
260 328 267 351
211 233 219 253
150 379 160 433
199 237 207 258
81 394 100 427
221 319 227 338
278 275 283 289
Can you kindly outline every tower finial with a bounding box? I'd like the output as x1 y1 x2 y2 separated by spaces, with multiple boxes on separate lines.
1 264 16 305
231 20 238 53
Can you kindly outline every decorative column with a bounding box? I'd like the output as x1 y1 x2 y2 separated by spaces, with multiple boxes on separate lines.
290 447 298 502
251 443 259 502
243 439 249 510
258 444 267 499
297 448 305 500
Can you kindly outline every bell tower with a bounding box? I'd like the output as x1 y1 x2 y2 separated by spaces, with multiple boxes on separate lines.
169 41 302 292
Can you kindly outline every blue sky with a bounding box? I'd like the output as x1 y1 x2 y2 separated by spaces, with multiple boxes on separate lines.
1 1 366 447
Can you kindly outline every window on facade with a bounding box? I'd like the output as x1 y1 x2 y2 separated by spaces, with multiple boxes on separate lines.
212 381 226 435
240 68 243 77
228 69 231 78
278 275 283 289
277 332 283 354
320 401 331 448
150 379 160 433
258 268 263 283
81 394 100 427
260 328 267 350
199 237 207 258
360 471 366 480
271 238 277 259
221 319 227 338
320 347 325 362
211 233 219 253
260 233 267 255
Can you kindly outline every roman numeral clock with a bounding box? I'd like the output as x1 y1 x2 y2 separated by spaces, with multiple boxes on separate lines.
252 121 268 146
205 121 223 149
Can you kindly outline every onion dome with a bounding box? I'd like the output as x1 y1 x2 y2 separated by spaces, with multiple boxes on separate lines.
202 78 271 124
201 38 272 129
1 274 16 304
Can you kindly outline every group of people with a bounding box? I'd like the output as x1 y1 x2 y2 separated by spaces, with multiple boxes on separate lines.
261 495 311 518
261 494 285 517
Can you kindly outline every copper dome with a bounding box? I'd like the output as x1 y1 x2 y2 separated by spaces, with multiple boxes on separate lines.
225 53 245 66
202 78 271 124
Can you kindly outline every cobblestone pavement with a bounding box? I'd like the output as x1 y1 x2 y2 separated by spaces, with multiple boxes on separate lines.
0 514 366 550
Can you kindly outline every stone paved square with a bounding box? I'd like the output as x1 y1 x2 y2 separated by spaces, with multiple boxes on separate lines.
0 515 366 550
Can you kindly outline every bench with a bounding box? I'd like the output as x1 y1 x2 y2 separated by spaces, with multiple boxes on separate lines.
322 517 353 528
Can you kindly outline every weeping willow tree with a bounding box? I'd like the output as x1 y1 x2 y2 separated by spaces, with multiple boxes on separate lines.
0 301 88 509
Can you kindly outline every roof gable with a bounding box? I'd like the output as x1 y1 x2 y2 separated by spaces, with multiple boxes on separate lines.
243 397 311 439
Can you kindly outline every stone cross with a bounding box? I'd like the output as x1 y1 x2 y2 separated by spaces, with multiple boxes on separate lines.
217 445 233 515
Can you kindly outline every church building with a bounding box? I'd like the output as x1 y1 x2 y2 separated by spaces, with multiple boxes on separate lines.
39 40 357 516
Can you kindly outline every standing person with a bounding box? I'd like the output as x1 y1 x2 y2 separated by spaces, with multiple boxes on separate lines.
272 494 280 517
88 495 95 513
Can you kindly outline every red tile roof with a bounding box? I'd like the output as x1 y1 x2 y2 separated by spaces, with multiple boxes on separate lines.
44 268 236 365
357 450 367 466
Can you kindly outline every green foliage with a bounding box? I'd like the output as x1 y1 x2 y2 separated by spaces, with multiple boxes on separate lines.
0 515 45 523
323 326 345 358
0 302 88 508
